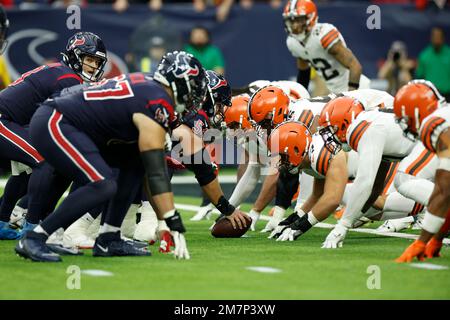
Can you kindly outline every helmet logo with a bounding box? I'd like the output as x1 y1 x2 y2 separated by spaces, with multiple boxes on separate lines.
211 79 228 90
173 53 199 78
69 37 85 50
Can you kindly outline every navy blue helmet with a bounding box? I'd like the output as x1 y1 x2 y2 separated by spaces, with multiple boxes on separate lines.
154 51 208 113
202 70 231 127
0 5 9 54
62 32 107 82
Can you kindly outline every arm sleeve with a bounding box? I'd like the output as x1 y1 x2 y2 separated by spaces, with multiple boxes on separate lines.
340 127 386 228
229 163 261 207
275 169 300 209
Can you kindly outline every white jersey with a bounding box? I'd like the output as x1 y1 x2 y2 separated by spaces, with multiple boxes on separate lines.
419 105 450 153
286 22 370 93
339 110 415 228
271 80 310 101
346 110 415 158
286 89 392 129
305 133 359 179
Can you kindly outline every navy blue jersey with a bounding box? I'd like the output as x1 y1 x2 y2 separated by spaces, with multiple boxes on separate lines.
0 62 82 125
181 109 210 137
52 73 177 145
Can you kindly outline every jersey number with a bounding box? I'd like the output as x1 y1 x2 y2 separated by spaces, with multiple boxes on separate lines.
10 65 47 86
310 58 339 81
83 75 134 100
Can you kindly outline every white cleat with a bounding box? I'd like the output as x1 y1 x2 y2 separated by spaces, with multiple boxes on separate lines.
47 228 65 246
64 213 96 249
133 202 158 243
9 206 27 228
121 204 139 239
411 214 424 230
190 203 214 221
376 216 414 233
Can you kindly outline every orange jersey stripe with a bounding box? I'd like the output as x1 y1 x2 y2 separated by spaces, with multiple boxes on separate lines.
322 33 339 49
382 162 399 195
349 121 370 150
321 29 338 48
299 109 314 128
322 149 332 175
420 117 446 152
405 149 433 176
316 147 327 176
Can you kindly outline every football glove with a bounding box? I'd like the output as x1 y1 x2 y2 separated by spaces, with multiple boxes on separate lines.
424 237 443 259
158 230 174 253
395 240 426 263
321 224 348 249
268 211 301 239
171 231 190 260
249 210 260 231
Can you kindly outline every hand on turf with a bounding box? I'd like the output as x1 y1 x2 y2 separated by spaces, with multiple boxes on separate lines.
158 230 174 253
395 240 426 263
226 209 249 230
171 231 190 260
276 227 302 242
248 210 260 231
261 216 283 233
322 224 348 249
424 237 443 259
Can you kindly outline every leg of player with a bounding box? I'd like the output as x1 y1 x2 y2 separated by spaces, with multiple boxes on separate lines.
135 113 189 259
396 131 450 263
0 120 43 240
16 106 117 262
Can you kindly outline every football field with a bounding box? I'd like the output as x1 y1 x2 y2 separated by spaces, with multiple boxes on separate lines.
0 194 449 300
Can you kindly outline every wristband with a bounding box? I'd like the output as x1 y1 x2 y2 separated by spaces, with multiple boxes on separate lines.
348 81 359 89
215 196 236 216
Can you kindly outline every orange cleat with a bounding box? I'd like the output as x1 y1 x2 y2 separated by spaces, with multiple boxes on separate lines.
395 240 426 263
424 237 443 259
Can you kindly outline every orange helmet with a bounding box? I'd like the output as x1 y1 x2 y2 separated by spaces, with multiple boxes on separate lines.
393 80 446 138
268 121 312 168
248 85 290 129
318 96 364 143
224 95 251 129
283 0 318 41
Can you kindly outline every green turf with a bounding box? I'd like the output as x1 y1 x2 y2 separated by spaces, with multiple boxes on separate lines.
0 195 449 300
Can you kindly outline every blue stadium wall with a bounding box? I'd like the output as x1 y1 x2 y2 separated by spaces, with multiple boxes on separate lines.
4 3 450 88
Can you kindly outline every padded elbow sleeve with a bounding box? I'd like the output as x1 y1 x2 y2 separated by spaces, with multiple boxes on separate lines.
184 149 217 186
275 170 300 209
141 149 171 196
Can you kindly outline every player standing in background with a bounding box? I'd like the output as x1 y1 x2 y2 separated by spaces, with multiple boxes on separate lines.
0 32 107 240
283 0 370 93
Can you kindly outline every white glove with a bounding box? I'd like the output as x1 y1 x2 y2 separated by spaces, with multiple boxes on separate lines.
276 227 302 242
248 210 260 231
321 224 348 249
260 206 286 233
190 203 214 221
171 231 190 260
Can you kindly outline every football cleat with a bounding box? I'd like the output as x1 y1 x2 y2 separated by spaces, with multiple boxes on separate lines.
376 216 414 233
411 214 424 230
21 220 37 237
46 228 83 255
121 204 139 239
133 202 158 242
93 231 151 257
15 231 62 262
9 205 27 228
0 221 22 240
64 213 96 249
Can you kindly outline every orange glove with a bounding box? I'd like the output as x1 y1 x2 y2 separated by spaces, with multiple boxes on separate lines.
424 237 443 259
395 240 426 263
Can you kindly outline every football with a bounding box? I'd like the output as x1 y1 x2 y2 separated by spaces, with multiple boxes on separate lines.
211 216 252 238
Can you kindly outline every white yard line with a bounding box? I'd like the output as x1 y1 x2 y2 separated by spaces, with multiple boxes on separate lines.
175 203 450 245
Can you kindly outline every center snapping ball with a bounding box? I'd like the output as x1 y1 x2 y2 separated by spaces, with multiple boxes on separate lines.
211 215 252 238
